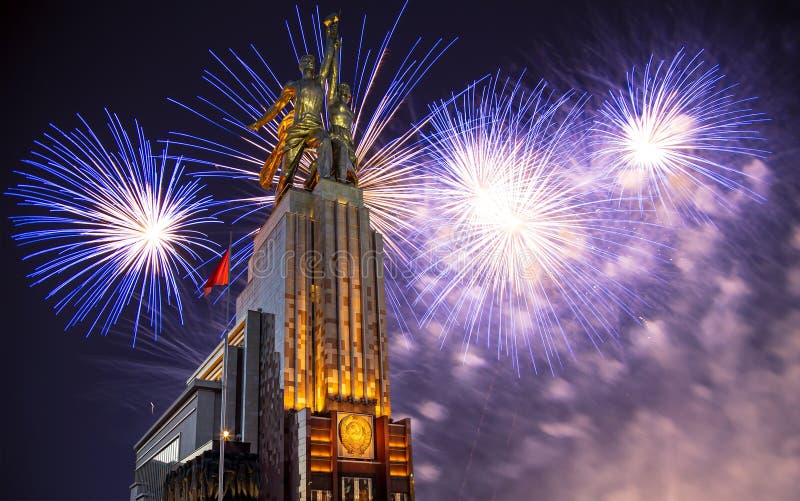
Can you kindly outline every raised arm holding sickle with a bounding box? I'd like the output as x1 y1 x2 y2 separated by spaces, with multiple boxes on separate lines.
248 13 339 200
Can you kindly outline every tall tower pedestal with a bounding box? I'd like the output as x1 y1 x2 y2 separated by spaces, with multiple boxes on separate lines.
238 179 413 501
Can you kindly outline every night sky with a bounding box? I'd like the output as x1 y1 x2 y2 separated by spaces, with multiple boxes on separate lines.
2 1 799 500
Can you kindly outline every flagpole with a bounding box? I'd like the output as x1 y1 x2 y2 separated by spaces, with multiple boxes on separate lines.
218 232 232 501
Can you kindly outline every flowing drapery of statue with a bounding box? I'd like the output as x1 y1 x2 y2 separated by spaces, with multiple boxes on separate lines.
248 13 358 201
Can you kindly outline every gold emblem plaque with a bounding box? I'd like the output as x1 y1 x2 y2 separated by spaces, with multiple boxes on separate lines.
337 413 374 459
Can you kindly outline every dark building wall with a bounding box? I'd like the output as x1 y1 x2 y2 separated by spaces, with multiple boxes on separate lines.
132 380 221 499
259 310 285 501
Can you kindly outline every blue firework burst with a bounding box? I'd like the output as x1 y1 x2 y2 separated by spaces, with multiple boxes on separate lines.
7 111 220 342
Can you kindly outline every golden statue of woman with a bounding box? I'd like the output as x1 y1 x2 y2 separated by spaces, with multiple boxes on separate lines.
327 48 358 185
304 25 359 189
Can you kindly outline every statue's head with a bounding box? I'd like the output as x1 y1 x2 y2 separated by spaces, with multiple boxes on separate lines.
338 83 352 104
299 54 316 75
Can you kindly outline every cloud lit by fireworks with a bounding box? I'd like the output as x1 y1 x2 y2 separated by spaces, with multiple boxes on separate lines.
7 112 220 343
167 3 454 332
415 74 654 373
592 49 768 219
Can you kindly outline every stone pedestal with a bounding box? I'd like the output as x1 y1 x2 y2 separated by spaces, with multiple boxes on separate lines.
237 179 390 417
240 180 411 501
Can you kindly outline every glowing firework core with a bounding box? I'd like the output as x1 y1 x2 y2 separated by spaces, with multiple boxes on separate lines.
143 222 166 248
626 122 668 168
8 113 219 341
594 49 765 213
416 75 651 372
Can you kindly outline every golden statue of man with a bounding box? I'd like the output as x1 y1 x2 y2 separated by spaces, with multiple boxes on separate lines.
249 14 339 199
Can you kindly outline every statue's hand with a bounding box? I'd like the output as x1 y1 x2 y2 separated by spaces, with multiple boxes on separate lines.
324 16 339 39
247 122 261 132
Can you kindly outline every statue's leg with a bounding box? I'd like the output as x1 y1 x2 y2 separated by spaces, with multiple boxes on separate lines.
282 144 305 184
314 131 333 180
346 159 357 185
331 139 345 182
346 149 358 184
303 159 318 190
276 143 304 199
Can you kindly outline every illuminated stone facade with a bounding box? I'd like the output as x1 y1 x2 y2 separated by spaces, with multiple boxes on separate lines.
237 179 391 418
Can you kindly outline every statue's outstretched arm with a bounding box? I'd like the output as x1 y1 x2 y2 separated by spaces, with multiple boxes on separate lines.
327 37 341 102
248 85 295 131
320 15 339 86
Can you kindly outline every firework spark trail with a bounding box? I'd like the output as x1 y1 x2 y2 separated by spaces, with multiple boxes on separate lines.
167 3 455 337
592 48 768 219
459 365 498 500
416 73 657 373
7 111 220 343
81 322 223 414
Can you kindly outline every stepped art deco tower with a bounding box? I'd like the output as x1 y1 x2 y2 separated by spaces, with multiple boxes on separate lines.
130 13 414 501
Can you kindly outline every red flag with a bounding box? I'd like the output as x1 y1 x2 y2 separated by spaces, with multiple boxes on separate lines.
203 248 230 297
